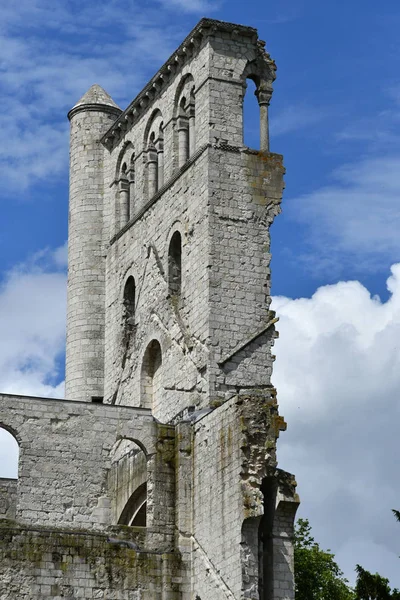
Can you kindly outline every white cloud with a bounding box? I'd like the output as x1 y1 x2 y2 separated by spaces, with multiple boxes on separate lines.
52 241 68 268
271 104 331 137
0 246 67 478
0 1 188 191
156 0 220 13
285 154 400 273
272 264 400 586
0 247 66 398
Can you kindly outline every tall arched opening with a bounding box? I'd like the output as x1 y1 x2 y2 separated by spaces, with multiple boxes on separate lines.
123 276 136 330
140 340 163 411
168 231 182 297
243 77 260 149
109 438 148 527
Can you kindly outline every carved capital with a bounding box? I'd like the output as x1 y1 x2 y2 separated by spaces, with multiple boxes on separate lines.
256 87 273 106
118 177 129 192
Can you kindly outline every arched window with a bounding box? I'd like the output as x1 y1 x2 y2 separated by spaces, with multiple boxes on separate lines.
178 97 189 167
116 145 135 230
175 75 195 167
243 77 260 149
141 340 162 410
109 438 147 527
118 482 147 526
123 276 136 331
144 110 164 198
168 231 182 297
241 58 275 152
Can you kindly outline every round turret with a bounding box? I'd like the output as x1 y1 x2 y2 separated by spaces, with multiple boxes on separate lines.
65 85 121 401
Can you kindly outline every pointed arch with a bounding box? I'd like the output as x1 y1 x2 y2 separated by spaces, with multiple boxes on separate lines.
243 77 260 149
118 482 147 526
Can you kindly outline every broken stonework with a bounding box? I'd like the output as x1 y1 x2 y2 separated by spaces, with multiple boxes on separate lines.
0 17 299 599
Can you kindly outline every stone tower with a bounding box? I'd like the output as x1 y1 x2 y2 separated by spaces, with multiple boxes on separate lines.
0 18 299 600
66 85 122 401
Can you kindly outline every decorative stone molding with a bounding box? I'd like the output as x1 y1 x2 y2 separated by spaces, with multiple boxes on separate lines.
100 18 263 151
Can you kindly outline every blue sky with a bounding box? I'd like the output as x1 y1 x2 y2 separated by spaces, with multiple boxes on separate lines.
1 0 400 588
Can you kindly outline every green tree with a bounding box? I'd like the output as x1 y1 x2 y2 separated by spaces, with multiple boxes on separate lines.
354 564 400 600
294 518 355 600
353 510 400 600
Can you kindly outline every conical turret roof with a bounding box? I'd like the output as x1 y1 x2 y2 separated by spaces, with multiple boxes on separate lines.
71 84 121 111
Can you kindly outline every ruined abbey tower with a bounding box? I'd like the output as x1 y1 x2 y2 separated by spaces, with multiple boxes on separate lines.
0 18 299 600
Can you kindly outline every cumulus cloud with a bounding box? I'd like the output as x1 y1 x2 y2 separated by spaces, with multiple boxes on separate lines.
0 247 66 398
0 245 67 478
273 264 400 586
0 0 189 190
285 154 400 274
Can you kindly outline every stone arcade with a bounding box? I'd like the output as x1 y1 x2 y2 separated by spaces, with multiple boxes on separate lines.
0 18 299 600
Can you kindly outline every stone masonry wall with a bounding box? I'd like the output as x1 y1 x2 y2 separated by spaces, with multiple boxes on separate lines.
0 393 174 545
191 390 293 600
101 22 263 239
192 397 243 599
99 24 281 425
104 149 210 422
208 149 284 401
109 442 147 525
0 523 180 599
66 102 121 402
0 478 17 520
0 17 300 600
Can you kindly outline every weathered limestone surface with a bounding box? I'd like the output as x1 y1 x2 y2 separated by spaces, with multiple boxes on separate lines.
0 393 175 542
0 523 180 599
66 86 122 402
0 478 17 519
0 17 299 600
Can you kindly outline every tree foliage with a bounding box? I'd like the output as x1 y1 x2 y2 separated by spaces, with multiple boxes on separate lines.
355 565 400 600
294 512 400 600
353 511 400 600
294 518 354 600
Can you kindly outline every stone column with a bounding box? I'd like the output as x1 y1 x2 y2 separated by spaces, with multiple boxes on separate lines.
257 88 273 153
188 102 196 157
128 165 135 218
178 118 189 167
147 146 158 197
119 175 129 227
156 138 164 189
